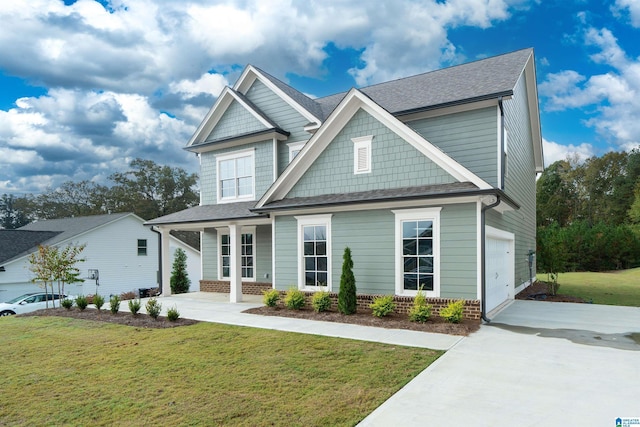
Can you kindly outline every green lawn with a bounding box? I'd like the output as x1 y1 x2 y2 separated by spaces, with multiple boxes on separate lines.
555 268 640 307
0 317 441 426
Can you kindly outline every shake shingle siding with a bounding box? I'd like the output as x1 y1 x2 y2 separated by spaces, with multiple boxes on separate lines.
201 229 217 280
286 109 455 199
487 73 537 287
205 99 266 142
406 107 498 187
273 216 297 288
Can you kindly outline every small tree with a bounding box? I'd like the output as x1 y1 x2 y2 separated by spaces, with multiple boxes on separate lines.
28 244 86 308
170 248 190 294
338 247 357 315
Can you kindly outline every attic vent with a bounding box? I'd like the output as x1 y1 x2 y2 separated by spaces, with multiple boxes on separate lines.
352 135 373 175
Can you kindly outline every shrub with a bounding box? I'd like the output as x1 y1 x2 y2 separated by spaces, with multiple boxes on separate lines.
440 299 465 324
119 291 136 301
109 295 121 314
284 288 305 310
262 289 280 308
145 298 162 319
170 248 191 294
167 306 180 322
311 291 331 313
128 299 141 315
75 295 88 311
409 288 432 323
61 298 74 310
93 294 105 311
370 295 396 318
338 247 357 315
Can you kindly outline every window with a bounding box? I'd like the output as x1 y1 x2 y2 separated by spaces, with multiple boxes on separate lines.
216 149 255 203
296 215 332 290
352 135 373 174
288 141 306 162
137 239 147 256
393 208 440 296
219 228 255 280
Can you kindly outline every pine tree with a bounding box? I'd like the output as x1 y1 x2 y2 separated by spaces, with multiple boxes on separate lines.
338 247 357 315
170 248 190 294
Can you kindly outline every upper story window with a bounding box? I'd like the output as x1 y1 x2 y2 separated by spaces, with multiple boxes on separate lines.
137 239 147 256
216 149 255 203
288 141 306 163
352 135 373 174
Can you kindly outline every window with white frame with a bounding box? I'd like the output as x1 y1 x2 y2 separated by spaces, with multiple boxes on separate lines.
352 135 373 174
137 239 147 256
288 141 306 162
216 149 255 203
393 208 441 295
218 228 255 280
296 215 332 290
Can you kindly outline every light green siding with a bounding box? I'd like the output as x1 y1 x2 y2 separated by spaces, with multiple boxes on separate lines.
244 80 310 175
255 225 272 283
487 73 538 288
206 99 266 142
287 109 455 199
199 140 273 205
273 203 478 298
407 107 499 187
202 229 217 280
440 203 477 299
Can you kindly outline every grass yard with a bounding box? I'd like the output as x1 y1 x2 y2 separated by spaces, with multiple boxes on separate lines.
0 316 441 426
556 268 640 307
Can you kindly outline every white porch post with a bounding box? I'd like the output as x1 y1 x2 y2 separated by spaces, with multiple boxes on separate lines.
160 227 172 296
228 224 243 303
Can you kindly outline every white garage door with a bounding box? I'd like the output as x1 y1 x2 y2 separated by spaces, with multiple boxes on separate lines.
485 229 514 313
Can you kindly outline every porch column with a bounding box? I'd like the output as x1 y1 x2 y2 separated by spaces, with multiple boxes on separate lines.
160 227 172 296
228 224 243 303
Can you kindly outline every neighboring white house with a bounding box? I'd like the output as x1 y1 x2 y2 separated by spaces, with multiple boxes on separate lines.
0 213 200 302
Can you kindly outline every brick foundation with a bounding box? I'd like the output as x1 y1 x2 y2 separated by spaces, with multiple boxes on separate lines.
199 280 272 295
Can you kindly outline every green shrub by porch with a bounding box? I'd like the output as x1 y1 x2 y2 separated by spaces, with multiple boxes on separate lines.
284 288 305 310
370 295 395 318
338 247 357 315
440 300 465 324
170 248 191 294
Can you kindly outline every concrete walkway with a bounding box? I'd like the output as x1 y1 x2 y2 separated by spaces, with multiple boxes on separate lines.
127 292 463 351
359 300 640 426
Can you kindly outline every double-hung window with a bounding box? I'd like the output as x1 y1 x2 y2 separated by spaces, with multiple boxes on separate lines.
218 227 255 281
393 208 440 296
296 215 332 290
216 149 255 203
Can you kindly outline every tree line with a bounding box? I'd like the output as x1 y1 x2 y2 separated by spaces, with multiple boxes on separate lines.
0 158 199 228
537 149 640 274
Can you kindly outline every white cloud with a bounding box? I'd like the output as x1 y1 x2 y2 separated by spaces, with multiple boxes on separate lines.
170 73 228 100
612 0 640 27
543 138 595 166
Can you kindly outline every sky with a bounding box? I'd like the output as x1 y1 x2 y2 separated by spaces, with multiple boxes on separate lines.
1 0 639 195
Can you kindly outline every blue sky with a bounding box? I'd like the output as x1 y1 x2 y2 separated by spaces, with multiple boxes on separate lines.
1 0 639 194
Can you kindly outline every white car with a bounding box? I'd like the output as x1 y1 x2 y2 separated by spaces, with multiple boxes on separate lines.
0 292 71 316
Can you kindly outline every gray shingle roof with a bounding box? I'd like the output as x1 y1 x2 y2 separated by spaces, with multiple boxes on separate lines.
314 48 533 119
256 182 480 211
145 201 267 226
0 230 62 264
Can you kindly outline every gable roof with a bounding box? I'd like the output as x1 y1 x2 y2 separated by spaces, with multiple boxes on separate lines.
145 202 267 227
0 230 62 264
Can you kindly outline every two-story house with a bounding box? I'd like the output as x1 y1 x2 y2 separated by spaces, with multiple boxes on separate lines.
147 48 543 319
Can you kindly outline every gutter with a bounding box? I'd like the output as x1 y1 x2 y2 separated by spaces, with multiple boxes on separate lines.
150 226 163 294
498 97 505 190
480 195 501 323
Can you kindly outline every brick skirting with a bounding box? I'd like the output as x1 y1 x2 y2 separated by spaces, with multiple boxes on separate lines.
200 280 481 320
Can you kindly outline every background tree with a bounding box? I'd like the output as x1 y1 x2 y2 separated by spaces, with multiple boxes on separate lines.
28 244 86 307
338 247 357 315
0 194 31 229
170 248 190 294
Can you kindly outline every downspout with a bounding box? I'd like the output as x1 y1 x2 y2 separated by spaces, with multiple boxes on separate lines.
481 195 501 323
498 97 505 190
151 226 163 294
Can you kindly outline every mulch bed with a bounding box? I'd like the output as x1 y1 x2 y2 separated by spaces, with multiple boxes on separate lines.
515 281 587 303
20 307 199 329
243 306 480 336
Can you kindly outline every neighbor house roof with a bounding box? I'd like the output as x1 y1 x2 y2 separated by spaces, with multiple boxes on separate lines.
0 230 62 264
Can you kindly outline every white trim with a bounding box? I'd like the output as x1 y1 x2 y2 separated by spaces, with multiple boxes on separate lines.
235 65 321 127
216 226 256 282
216 148 256 204
352 135 373 174
287 141 306 162
256 88 492 209
295 214 332 291
392 207 441 297
271 217 276 289
272 137 278 183
497 107 502 188
476 200 483 300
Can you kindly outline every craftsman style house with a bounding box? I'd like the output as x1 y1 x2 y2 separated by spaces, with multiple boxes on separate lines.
147 48 543 318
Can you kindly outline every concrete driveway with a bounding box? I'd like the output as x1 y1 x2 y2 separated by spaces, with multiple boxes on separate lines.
359 300 640 426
